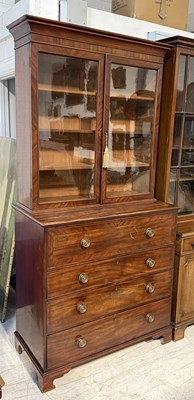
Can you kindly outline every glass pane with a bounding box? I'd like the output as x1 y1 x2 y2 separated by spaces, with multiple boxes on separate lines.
168 168 194 215
181 136 194 166
38 53 98 202
176 55 186 112
168 168 178 205
183 116 194 147
171 115 183 166
178 168 194 214
107 64 156 198
186 56 194 112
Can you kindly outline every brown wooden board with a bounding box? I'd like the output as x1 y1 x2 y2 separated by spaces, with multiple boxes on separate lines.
0 137 16 322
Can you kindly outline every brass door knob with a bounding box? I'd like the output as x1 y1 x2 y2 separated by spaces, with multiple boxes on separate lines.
77 303 87 314
81 238 90 248
146 283 155 294
79 273 89 284
76 337 87 348
146 228 154 238
146 258 155 268
146 313 155 323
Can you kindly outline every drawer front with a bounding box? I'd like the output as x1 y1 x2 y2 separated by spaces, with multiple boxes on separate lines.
182 237 194 254
47 247 174 299
47 213 176 268
47 270 172 333
47 298 171 369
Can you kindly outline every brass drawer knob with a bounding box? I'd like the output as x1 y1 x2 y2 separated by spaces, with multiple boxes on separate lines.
79 273 89 284
146 283 155 294
146 258 155 268
77 303 87 314
146 228 154 238
76 337 87 348
146 313 155 323
81 238 90 248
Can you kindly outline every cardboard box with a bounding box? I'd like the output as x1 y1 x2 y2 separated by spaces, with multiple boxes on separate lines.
87 0 112 12
112 0 189 31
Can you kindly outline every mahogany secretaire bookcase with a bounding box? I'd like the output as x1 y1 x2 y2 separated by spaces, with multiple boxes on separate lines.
8 15 177 391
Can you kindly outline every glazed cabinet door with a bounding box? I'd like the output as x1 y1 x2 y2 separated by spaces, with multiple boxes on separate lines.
101 56 162 202
33 48 163 207
168 54 194 216
156 43 194 216
35 46 104 206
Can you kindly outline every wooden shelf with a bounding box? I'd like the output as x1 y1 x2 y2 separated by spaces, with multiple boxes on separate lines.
175 111 194 116
38 84 96 96
106 183 149 197
109 161 149 168
39 148 94 171
39 181 148 201
39 129 95 134
39 145 148 171
173 146 194 150
180 165 194 168
39 185 94 201
111 130 151 135
110 92 154 101
170 176 194 182
39 116 96 132
109 150 150 168
171 165 194 169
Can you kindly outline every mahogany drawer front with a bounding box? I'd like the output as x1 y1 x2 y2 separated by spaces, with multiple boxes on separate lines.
47 247 174 299
182 237 194 254
47 298 171 369
47 213 176 268
47 270 172 333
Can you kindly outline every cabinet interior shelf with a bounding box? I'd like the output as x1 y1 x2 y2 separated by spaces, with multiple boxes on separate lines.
170 176 194 182
39 159 94 171
39 186 93 201
38 85 155 101
39 116 96 132
111 130 151 135
38 84 97 96
39 129 151 135
39 182 148 201
171 165 194 169
39 162 149 171
173 146 194 150
175 111 194 115
39 129 95 134
110 92 154 101
109 162 149 168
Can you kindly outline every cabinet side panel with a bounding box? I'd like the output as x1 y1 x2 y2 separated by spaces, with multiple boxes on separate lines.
171 254 181 324
15 211 45 368
177 255 194 321
156 49 178 202
15 45 32 208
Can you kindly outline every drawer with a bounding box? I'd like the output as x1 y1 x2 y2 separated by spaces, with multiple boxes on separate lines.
182 237 194 254
47 298 171 369
47 213 176 268
47 247 174 299
47 270 172 333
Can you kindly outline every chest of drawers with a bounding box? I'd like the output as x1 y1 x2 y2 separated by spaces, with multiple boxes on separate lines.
14 202 176 392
